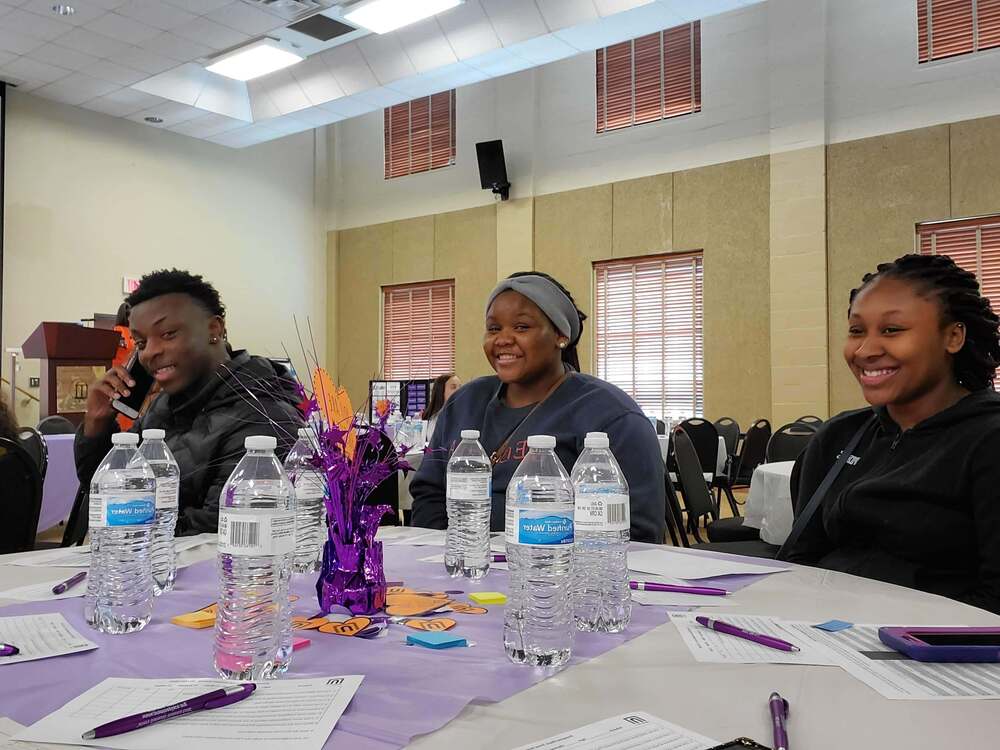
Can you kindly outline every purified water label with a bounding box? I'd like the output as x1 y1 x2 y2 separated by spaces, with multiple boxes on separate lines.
505 508 574 546
219 510 296 556
447 473 491 500
155 477 179 510
89 491 156 528
575 491 629 532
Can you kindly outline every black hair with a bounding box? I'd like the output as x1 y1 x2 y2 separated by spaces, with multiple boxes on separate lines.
0 392 17 442
507 271 588 371
849 253 1000 391
125 269 226 319
422 373 455 421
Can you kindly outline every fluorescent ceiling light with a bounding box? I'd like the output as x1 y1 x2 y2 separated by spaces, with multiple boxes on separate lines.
345 0 463 35
205 39 303 82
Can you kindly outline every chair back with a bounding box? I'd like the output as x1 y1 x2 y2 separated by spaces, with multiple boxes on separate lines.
37 415 76 435
0 437 44 554
61 484 90 547
18 426 48 479
795 415 823 425
766 421 818 463
676 418 719 476
673 428 718 526
789 453 804 509
734 418 771 484
663 470 689 547
713 417 740 458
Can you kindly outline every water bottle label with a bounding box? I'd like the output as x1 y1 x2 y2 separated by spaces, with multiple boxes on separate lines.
218 511 296 556
505 508 574 546
89 491 156 528
575 491 629 532
155 477 179 510
447 473 491 500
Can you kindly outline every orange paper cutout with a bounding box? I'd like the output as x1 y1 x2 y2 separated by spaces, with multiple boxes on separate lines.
313 367 356 458
318 617 372 636
170 603 217 629
445 602 489 616
292 616 329 631
404 618 457 632
385 591 452 617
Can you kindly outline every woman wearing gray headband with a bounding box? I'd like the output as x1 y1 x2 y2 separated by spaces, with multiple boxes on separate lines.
410 271 667 545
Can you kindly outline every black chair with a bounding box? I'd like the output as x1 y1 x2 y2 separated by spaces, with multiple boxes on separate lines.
37 415 76 435
713 417 740 458
18 426 48 479
673 429 718 543
795 415 823 426
765 421 818 463
61 484 90 547
676 418 719 477
733 418 771 485
0 437 44 554
654 419 667 435
664 470 688 547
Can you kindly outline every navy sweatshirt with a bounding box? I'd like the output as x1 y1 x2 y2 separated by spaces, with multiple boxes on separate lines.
784 389 1000 614
409 373 666 544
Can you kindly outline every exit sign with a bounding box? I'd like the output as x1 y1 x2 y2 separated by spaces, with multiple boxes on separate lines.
122 276 141 294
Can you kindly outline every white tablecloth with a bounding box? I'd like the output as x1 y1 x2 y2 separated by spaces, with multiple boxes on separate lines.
742 460 795 544
397 449 425 513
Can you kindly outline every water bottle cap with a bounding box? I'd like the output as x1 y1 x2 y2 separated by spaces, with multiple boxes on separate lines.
245 435 277 451
297 426 317 438
141 429 165 440
584 432 610 448
460 429 480 440
112 432 139 445
526 434 556 449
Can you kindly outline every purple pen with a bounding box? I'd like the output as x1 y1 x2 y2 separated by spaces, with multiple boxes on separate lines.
695 616 800 652
769 692 790 750
0 643 19 657
81 683 256 740
52 571 87 595
630 580 728 596
491 554 506 563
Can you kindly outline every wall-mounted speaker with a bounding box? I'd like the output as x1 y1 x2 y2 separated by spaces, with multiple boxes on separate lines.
476 139 511 201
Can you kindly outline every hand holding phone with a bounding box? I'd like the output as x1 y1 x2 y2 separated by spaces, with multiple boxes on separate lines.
110 351 155 420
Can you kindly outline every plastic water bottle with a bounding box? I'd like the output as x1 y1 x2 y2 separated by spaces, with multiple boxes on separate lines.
445 429 492 579
214 436 296 680
503 435 575 667
284 427 327 574
84 432 156 634
137 429 179 596
571 432 631 633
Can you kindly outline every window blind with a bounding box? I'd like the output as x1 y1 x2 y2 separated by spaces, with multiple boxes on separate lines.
382 280 455 379
593 252 704 420
596 21 701 134
918 0 1000 62
384 90 456 179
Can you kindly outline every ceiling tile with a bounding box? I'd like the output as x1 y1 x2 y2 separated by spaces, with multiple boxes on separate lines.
535 0 599 31
206 123 280 148
159 0 230 13
0 8 75 41
593 0 655 15
554 1 685 49
257 69 310 114
57 27 134 58
290 54 344 106
192 68 252 120
318 94 375 118
79 86 163 116
167 112 245 137
510 33 577 64
19 0 109 25
107 45 179 74
204 1 285 36
171 17 250 52
0 27 45 55
321 43 377 96
82 0 130 9
395 17 458 73
0 56 71 87
481 0 547 46
464 47 535 76
128 99 205 127
289 106 344 127
385 61 486 98
0 50 16 68
350 84 410 108
261 114 312 136
357 32 415 85
436 0 501 60
115 0 196 31
28 42 99 69
33 71 119 104
143 31 214 61
247 80 281 120
82 58 146 85
85 12 161 44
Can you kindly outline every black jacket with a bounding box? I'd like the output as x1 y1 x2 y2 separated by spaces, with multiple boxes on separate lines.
75 351 304 535
784 389 1000 614
410 373 667 544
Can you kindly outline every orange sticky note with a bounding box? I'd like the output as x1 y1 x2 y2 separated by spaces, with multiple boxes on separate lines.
170 603 217 629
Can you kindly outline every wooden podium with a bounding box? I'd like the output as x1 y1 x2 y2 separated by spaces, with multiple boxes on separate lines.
22 322 120 425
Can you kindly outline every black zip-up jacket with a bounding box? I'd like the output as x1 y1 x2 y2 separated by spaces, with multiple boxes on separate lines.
74 350 304 535
784 389 1000 614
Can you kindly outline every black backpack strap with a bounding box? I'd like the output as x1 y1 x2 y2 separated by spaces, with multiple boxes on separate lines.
776 414 877 561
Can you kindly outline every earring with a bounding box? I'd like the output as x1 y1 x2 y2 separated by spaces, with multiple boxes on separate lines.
210 337 219 344
558 342 567 349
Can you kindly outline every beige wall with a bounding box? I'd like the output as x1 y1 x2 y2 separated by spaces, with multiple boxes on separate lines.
3 92 326 427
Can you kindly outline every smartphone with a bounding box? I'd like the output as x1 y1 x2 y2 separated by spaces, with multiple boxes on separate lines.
110 350 155 420
878 626 1000 663
705 739 771 750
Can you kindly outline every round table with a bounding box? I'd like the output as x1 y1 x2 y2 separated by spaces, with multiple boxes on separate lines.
742 461 795 545
2 531 999 749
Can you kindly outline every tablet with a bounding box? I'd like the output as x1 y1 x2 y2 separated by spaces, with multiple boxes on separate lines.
878 626 1000 663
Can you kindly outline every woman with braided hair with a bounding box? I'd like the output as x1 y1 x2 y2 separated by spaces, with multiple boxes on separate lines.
783 253 1000 613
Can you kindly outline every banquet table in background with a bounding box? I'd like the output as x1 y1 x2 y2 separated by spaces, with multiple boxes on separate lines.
38 434 79 533
742 461 795 545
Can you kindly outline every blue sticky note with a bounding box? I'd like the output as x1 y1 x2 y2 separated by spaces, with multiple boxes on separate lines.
814 619 853 632
406 632 468 650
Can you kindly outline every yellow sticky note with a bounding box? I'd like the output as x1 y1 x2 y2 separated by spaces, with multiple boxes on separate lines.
469 592 506 605
170 603 217 629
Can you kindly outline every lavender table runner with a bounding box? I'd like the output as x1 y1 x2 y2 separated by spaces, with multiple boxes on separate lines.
39 434 78 532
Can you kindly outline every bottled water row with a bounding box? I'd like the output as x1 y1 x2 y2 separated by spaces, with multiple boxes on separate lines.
445 430 632 668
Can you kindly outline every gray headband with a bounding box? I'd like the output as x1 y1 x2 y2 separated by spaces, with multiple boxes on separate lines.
486 275 581 344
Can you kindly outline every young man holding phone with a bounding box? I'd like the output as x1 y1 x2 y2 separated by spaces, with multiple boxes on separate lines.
75 269 304 535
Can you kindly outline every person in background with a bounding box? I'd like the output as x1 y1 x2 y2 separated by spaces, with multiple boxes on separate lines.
784 254 1000 614
422 373 462 444
75 269 304 535
0 392 18 442
410 271 666 544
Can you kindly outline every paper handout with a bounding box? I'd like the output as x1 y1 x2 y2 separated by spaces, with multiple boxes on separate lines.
511 711 719 750
629 548 790 580
0 613 96 666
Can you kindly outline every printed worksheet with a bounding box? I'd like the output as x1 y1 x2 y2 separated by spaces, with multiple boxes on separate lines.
0 614 97 665
670 613 838 666
0 717 86 749
512 712 719 750
629 549 790 580
0 577 87 602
